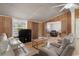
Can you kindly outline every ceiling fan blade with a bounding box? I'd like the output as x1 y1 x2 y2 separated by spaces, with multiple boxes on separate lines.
51 4 65 8
59 3 79 12
59 6 65 12
59 3 70 12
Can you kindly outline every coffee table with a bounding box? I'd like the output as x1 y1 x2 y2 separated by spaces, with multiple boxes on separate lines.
32 39 47 49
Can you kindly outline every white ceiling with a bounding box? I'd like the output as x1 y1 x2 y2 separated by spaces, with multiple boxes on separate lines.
0 3 70 22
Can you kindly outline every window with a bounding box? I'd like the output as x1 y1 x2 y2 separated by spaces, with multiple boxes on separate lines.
46 21 61 32
12 18 27 37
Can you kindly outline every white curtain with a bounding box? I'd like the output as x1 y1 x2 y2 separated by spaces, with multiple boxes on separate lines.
76 18 79 38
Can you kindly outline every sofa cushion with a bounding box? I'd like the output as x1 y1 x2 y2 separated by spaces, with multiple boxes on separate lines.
0 33 8 41
56 46 63 55
13 46 28 56
39 45 58 56
56 38 70 55
50 43 61 48
62 38 70 48
0 39 15 56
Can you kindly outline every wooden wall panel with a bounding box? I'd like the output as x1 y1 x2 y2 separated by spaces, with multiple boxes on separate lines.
4 16 12 37
75 9 79 18
27 21 38 39
66 12 71 34
0 16 4 34
38 22 44 36
32 22 38 39
0 16 12 37
42 11 71 36
61 12 68 34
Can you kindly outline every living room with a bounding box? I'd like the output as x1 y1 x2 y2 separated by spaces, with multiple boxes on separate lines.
0 3 79 56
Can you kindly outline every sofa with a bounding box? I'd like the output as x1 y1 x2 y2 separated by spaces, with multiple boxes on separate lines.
0 33 15 56
8 37 28 56
0 33 28 56
39 34 75 56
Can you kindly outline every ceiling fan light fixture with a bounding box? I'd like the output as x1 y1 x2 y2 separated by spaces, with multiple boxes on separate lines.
65 3 74 9
65 3 77 9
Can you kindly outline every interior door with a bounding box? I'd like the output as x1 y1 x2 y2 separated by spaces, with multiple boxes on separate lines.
32 22 38 39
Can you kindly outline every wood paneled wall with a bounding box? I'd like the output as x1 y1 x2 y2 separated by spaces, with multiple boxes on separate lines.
38 11 71 36
27 21 38 39
66 11 71 35
0 16 4 34
0 16 12 37
75 9 79 18
38 22 44 36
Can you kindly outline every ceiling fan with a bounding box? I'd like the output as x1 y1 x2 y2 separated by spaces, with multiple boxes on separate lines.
52 3 79 12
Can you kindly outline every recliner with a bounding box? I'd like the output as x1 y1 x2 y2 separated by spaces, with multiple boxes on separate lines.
39 34 75 56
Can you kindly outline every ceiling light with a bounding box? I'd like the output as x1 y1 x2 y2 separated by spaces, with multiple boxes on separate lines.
65 3 76 9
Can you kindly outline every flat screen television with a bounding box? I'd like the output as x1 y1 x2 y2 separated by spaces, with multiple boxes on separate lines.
18 29 31 43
